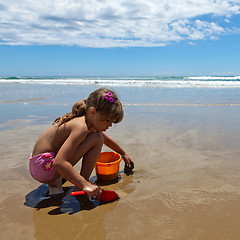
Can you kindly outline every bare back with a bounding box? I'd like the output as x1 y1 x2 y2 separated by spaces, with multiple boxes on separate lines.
32 116 87 157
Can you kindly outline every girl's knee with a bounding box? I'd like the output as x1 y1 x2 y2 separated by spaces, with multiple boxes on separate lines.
87 132 104 145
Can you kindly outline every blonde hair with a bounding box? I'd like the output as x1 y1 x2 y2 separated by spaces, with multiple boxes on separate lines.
53 88 124 126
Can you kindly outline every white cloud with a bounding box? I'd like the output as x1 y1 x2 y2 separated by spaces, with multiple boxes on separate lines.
0 0 239 47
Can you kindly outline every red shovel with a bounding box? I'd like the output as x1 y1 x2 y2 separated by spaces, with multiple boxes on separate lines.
70 189 119 202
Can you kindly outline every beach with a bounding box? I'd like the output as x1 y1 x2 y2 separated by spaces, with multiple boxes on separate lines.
1 78 240 239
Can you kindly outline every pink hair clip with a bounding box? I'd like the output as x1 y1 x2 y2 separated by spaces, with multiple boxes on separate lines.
104 92 114 102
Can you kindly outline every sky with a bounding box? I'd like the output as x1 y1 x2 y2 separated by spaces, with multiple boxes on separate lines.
0 0 240 76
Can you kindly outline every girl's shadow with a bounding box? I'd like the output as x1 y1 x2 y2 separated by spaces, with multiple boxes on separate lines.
24 184 100 215
24 175 121 215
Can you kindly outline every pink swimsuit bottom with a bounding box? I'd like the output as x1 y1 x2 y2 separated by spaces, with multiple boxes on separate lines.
29 152 56 184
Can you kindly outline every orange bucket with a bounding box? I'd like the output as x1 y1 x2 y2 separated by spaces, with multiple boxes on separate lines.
95 152 122 181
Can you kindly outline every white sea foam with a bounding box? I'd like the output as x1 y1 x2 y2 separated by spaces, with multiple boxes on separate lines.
186 76 240 80
0 76 240 88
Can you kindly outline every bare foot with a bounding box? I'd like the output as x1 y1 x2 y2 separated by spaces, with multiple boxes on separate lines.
48 177 64 195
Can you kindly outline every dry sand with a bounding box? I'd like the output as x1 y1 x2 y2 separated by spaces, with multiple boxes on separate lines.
1 105 240 240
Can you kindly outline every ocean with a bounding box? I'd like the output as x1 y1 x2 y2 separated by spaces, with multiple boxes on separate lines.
1 75 240 88
1 76 240 124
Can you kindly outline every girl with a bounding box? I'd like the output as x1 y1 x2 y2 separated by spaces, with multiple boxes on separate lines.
29 88 133 198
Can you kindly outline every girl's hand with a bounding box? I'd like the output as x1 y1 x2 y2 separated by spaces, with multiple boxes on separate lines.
122 153 134 169
82 183 101 198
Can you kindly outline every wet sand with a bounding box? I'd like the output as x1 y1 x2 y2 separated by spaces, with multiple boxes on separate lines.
1 105 240 240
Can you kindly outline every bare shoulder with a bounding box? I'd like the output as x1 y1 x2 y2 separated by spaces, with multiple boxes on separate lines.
66 116 88 135
33 116 89 155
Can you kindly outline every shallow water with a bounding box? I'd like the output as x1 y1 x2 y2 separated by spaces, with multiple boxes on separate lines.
1 104 240 239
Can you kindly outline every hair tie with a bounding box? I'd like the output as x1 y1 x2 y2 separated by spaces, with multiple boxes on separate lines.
104 92 114 102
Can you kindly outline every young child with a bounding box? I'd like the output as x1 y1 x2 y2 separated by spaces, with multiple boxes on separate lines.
29 88 134 198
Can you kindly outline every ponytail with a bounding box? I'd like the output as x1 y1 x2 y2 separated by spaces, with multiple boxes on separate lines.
53 99 86 126
72 99 86 116
53 88 123 126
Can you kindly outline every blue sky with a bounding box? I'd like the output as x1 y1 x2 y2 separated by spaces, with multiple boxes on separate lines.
0 0 240 76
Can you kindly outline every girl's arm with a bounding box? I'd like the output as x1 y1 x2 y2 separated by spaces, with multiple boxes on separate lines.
101 132 134 168
53 125 99 197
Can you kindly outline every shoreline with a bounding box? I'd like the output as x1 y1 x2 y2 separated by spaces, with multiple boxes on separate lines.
2 99 240 106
